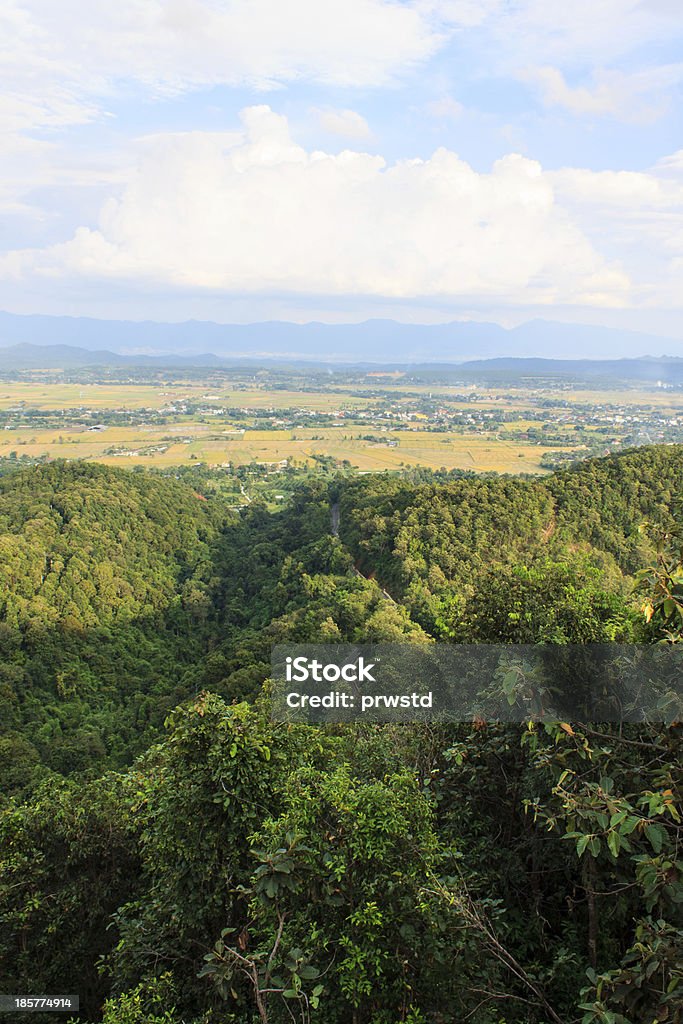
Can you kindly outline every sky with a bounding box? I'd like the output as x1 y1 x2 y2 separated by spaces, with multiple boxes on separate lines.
2 0 683 338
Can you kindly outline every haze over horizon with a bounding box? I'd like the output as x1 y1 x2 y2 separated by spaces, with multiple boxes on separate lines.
2 2 683 346
1 310 682 364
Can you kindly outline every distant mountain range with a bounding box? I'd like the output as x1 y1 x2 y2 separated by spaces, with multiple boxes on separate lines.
1 342 683 383
446 356 683 383
0 343 227 371
0 310 681 364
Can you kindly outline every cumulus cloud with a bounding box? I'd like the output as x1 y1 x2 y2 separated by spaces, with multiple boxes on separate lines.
551 166 683 209
1 106 630 308
313 108 372 139
549 159 683 307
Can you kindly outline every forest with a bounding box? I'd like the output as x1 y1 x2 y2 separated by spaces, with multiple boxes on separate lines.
0 447 681 1024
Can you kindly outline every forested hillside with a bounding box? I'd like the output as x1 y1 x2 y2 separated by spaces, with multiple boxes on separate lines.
0 449 681 1024
0 463 234 790
338 445 683 639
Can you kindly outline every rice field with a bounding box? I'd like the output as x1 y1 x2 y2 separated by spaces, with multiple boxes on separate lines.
0 422 570 473
0 382 375 412
5 377 671 475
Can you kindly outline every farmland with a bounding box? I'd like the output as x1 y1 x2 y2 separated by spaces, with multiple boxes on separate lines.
0 422 565 473
0 369 681 477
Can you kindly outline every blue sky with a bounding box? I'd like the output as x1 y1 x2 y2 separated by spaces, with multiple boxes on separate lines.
2 0 683 339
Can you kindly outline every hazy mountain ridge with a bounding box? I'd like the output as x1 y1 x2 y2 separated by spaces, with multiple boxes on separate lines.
0 310 679 363
2 340 683 382
0 343 226 370
454 356 683 383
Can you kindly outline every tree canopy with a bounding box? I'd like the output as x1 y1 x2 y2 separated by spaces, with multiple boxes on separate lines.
0 448 681 1024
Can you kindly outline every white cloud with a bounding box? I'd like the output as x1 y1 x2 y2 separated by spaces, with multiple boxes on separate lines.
313 108 372 139
551 167 683 209
3 0 682 148
3 4 683 317
420 0 502 30
0 132 132 230
521 64 683 122
1 106 630 309
424 95 464 121
0 0 448 136
484 0 683 69
655 150 683 176
549 159 683 307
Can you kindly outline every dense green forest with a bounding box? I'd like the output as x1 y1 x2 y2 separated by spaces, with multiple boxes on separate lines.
0 449 682 1024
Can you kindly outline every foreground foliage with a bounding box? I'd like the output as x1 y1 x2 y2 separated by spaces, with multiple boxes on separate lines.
0 449 682 1022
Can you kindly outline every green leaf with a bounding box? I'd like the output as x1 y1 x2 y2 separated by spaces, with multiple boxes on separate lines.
299 966 319 979
577 835 590 858
645 823 664 854
502 670 517 695
620 816 639 836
